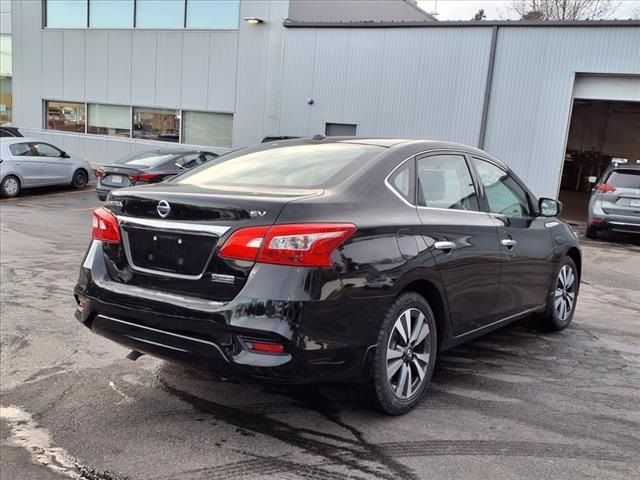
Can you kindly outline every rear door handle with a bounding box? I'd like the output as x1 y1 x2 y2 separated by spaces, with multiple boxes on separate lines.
434 241 456 251
501 238 517 248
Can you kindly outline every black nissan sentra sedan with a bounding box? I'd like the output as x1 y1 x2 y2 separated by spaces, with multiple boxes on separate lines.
74 137 581 414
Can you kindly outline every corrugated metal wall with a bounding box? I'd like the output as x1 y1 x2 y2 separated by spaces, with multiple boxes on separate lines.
280 25 640 197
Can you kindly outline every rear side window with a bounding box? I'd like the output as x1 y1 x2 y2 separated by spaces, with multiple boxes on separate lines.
388 161 413 202
417 154 479 211
9 143 32 156
177 143 383 188
606 170 640 189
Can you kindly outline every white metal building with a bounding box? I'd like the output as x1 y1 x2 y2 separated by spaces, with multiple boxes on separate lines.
7 0 640 200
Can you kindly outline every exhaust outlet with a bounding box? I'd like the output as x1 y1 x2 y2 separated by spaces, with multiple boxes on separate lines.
126 350 143 361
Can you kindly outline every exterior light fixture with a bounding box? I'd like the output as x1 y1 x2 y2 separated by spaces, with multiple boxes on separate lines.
243 17 264 24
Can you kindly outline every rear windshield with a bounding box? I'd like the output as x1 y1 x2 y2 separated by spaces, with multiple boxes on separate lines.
175 143 383 188
115 152 174 167
607 170 640 189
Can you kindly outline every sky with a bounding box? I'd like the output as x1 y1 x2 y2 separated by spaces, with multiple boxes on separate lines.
416 0 640 21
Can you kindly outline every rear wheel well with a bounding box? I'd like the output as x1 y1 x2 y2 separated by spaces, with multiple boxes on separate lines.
400 280 446 350
566 247 581 280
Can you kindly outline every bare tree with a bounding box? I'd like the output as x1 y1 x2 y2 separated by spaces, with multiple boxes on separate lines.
472 9 487 20
508 0 620 20
632 5 640 19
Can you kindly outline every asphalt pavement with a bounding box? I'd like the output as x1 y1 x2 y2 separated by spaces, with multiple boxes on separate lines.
1 185 639 480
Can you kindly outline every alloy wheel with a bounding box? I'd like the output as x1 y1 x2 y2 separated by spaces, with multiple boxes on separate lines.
386 308 431 399
4 177 19 196
555 264 576 322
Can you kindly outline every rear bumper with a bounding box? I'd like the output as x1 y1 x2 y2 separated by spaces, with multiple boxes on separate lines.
589 205 640 234
74 241 386 383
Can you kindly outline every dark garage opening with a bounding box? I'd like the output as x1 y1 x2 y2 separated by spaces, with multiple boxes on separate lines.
559 99 640 225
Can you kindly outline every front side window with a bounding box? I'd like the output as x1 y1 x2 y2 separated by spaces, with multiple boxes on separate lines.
46 0 88 28
9 143 32 156
32 143 63 157
473 158 531 217
132 107 179 143
46 101 86 133
182 111 233 148
136 0 185 28
177 143 384 188
88 104 130 137
417 154 479 211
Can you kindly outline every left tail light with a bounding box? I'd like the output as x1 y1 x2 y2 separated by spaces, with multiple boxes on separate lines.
597 183 616 193
91 208 121 244
219 223 356 267
96 168 105 178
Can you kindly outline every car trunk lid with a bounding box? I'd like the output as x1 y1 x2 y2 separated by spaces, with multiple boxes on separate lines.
103 184 322 301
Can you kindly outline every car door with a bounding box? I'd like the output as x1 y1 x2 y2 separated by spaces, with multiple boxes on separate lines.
471 156 556 318
8 142 45 186
416 152 502 337
32 142 72 185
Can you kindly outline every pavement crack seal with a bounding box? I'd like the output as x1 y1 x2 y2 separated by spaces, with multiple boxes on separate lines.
108 381 135 405
158 379 418 480
0 405 130 480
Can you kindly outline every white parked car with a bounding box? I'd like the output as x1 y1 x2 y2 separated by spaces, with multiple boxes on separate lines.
0 137 92 197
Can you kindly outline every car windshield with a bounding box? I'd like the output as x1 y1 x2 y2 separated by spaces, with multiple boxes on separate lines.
114 152 174 167
175 143 384 188
607 170 640 189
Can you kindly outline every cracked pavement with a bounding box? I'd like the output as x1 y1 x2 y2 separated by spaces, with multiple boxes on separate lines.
1 186 639 479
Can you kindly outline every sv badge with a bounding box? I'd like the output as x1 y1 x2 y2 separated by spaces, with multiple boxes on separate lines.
250 210 267 218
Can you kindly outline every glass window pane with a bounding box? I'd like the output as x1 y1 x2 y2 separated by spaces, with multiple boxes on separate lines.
176 143 383 188
132 107 179 142
325 123 357 136
88 104 130 137
136 0 185 28
0 35 11 123
47 0 88 28
32 143 63 157
417 154 479 211
89 0 134 28
46 101 86 133
186 0 239 29
9 143 32 156
472 158 531 217
182 111 233 148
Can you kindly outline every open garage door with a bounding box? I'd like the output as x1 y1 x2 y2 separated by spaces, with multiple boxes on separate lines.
559 75 640 225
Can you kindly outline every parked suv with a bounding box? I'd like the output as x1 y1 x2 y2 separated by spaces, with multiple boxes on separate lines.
96 149 219 201
74 138 581 414
1 137 92 197
586 161 640 238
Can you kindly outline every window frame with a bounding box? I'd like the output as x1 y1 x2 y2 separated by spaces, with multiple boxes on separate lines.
44 100 87 134
470 156 536 219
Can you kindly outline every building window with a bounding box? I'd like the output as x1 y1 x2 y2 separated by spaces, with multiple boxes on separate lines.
0 35 11 123
88 104 130 137
136 0 185 28
46 0 88 28
46 101 86 133
89 0 134 28
132 107 179 142
325 123 357 136
186 0 239 29
182 111 233 148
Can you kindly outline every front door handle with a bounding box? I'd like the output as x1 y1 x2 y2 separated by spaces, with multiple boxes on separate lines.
501 238 517 248
434 241 456 251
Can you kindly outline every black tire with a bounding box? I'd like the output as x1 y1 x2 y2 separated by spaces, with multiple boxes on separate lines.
97 194 107 202
71 169 89 189
367 292 437 415
537 256 579 331
1 175 20 198
585 225 598 239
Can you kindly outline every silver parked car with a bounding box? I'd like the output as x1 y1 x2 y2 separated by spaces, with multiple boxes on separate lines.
0 137 92 197
586 161 640 238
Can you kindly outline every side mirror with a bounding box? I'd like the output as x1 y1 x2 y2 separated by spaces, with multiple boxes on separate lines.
539 197 562 217
60 151 70 158
588 176 597 184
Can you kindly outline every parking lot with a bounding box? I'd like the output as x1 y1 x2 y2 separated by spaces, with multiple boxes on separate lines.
1 186 639 480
